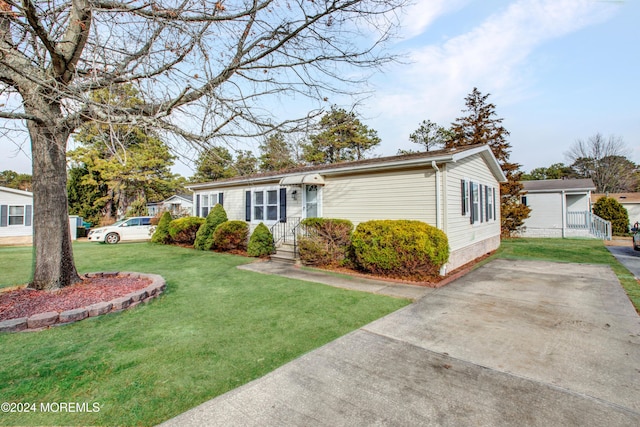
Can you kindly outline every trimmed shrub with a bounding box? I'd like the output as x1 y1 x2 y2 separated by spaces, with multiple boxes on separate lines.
212 220 249 251
194 204 228 250
593 196 629 235
247 222 275 257
350 220 449 279
151 211 173 244
299 218 353 266
168 216 205 245
298 236 333 266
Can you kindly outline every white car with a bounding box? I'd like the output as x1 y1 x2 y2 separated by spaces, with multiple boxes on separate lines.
87 216 155 244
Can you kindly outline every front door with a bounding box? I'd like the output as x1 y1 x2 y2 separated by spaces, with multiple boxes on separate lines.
303 185 320 218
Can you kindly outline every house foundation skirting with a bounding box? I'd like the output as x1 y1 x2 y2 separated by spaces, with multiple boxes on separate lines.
447 235 501 273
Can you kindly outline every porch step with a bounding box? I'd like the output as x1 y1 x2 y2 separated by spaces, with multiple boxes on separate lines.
271 243 298 264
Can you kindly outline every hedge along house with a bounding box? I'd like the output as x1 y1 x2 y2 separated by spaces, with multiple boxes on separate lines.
0 186 33 244
187 144 506 273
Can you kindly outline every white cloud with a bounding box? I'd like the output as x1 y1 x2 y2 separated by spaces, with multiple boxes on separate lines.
398 0 471 39
369 0 619 150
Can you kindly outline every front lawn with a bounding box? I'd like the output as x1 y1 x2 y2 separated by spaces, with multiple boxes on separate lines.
0 243 409 426
494 238 640 312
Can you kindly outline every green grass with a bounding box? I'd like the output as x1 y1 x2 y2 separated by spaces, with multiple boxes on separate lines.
0 243 410 426
493 238 640 311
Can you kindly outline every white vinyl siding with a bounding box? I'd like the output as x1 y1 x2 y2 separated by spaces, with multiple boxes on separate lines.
322 168 437 227
0 188 33 238
446 156 501 252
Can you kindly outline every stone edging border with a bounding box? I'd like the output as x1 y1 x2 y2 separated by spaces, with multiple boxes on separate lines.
0 272 166 333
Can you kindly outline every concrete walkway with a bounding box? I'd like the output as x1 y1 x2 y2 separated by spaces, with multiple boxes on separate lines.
160 259 640 426
238 260 433 300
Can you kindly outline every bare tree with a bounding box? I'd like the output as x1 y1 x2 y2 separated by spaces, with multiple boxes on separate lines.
565 133 635 193
0 0 407 290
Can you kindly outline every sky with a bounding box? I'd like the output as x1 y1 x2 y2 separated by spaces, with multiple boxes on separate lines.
1 0 638 177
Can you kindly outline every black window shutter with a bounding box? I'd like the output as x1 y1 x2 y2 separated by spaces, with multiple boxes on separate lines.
25 205 32 226
218 193 224 207
461 180 466 215
478 185 483 223
279 188 287 223
0 205 7 227
195 195 201 217
245 191 251 221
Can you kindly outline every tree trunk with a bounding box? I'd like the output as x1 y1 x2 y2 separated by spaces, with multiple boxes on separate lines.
28 120 81 291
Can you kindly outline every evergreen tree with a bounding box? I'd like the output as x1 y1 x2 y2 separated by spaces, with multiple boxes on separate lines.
233 150 258 176
302 106 380 165
447 88 530 236
593 197 629 235
68 85 179 221
408 120 452 152
0 170 32 191
522 163 573 181
259 133 297 171
192 146 236 182
67 166 106 227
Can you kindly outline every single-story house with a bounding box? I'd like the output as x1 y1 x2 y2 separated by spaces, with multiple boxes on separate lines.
147 194 193 217
0 186 33 244
519 179 610 239
187 144 506 273
592 193 640 227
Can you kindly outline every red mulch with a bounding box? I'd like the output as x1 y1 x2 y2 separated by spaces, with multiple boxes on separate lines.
0 276 151 322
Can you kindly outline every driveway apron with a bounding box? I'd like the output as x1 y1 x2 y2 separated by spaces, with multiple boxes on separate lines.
160 259 640 427
607 245 640 279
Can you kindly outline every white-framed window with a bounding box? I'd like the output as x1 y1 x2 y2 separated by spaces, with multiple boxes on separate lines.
266 189 278 221
486 186 494 221
0 204 32 227
246 187 286 223
462 181 496 225
9 206 25 225
198 192 223 217
461 180 470 216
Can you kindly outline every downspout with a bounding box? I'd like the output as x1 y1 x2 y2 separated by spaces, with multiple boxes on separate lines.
432 161 442 229
432 161 447 276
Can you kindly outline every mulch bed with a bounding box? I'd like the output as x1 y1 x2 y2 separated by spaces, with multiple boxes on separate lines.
0 276 151 322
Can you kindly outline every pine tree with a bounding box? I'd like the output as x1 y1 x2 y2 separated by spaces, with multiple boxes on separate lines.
448 88 530 236
259 133 297 172
302 106 380 165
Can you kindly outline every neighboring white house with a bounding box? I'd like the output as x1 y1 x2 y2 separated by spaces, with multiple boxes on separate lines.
0 186 33 243
187 144 506 273
147 194 193 217
519 179 610 239
592 193 640 228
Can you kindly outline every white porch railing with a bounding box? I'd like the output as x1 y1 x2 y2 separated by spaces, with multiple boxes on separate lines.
566 211 612 240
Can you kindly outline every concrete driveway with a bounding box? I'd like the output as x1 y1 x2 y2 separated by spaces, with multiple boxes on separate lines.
160 259 640 426
608 245 640 279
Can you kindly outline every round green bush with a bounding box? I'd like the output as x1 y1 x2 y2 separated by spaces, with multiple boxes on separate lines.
593 196 629 235
194 204 228 250
247 222 275 257
350 220 449 279
212 220 249 251
168 216 206 245
151 211 173 244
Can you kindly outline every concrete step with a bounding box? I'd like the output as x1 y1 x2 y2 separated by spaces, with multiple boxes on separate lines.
271 243 298 264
